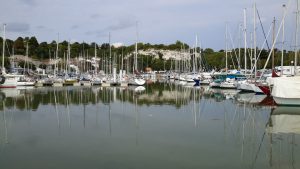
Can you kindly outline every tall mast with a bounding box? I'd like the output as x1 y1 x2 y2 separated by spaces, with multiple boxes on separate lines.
25 42 29 74
68 40 71 73
121 47 124 71
54 33 59 77
2 24 6 72
94 42 97 74
135 22 138 73
238 23 242 70
295 0 299 75
199 41 202 72
250 32 253 71
243 8 247 73
109 32 111 74
254 3 257 78
281 4 286 76
272 17 276 70
194 35 198 73
225 23 228 73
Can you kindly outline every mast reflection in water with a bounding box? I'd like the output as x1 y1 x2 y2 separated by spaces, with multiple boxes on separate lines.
0 83 299 169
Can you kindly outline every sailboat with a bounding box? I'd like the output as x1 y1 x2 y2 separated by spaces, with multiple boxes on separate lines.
128 23 145 86
0 24 18 88
219 23 238 89
237 4 264 94
16 42 36 86
271 1 300 105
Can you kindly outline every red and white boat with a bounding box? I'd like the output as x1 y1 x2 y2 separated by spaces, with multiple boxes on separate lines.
0 74 18 88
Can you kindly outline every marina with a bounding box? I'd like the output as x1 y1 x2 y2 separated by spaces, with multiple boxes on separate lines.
1 0 300 168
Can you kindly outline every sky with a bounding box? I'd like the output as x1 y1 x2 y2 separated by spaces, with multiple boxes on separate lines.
0 0 296 50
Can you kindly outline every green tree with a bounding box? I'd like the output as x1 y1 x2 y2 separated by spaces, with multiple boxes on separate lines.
28 36 39 57
14 37 25 55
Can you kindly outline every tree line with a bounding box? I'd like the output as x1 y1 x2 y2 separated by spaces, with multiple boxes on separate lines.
0 36 296 71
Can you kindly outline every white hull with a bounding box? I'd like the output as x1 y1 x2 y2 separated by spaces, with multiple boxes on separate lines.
128 78 146 86
0 75 18 88
272 76 300 105
17 81 36 86
200 79 211 85
184 81 196 86
209 81 221 88
237 81 253 91
273 96 300 106
237 80 263 93
220 81 236 89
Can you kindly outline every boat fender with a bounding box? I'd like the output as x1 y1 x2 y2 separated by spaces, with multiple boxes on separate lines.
0 76 5 84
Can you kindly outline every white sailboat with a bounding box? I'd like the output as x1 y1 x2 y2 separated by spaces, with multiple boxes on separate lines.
128 22 145 86
0 24 18 88
272 1 300 106
237 4 263 94
16 42 35 86
219 23 237 89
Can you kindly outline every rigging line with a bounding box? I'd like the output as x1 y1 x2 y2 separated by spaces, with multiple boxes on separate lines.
252 23 273 73
256 7 271 50
251 130 266 169
4 42 12 57
229 50 237 69
228 25 240 66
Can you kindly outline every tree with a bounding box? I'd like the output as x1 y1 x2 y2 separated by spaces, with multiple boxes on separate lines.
37 42 49 59
28 36 39 57
14 37 25 55
204 48 214 54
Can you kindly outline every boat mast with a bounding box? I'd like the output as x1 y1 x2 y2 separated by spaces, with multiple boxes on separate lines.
272 17 276 70
243 8 247 74
54 33 59 78
295 0 299 75
94 42 97 74
225 23 228 73
25 42 29 75
199 41 202 72
135 22 138 73
109 32 111 75
68 40 71 74
238 23 242 70
254 3 257 79
193 35 197 73
281 4 286 76
2 24 6 73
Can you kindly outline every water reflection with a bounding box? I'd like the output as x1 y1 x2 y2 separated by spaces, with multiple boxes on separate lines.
267 107 300 134
0 83 299 169
264 106 300 169
0 84 234 111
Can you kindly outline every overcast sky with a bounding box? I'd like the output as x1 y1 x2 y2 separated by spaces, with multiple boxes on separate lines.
0 0 296 50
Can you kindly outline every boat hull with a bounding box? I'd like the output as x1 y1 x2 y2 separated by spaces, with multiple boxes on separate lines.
273 96 300 106
128 78 146 86
0 76 17 88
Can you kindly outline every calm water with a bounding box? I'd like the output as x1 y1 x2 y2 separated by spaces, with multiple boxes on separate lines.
0 83 299 169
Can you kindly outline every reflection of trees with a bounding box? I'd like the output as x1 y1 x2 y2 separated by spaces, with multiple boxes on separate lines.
0 83 230 110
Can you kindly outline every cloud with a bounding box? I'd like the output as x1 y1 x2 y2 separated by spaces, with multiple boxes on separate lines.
71 25 79 29
90 14 102 19
85 30 106 38
106 19 136 31
36 25 45 29
19 0 37 6
85 18 136 37
6 22 30 32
